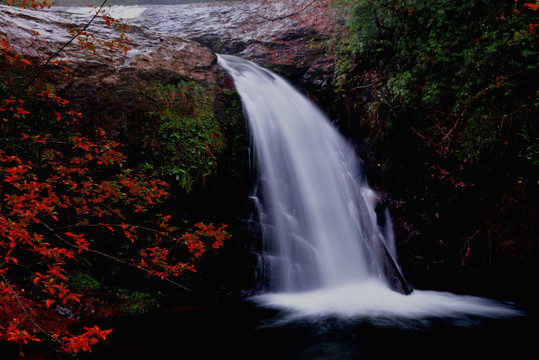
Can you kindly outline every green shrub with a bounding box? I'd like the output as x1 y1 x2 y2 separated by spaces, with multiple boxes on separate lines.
125 80 226 192
118 290 159 315
335 0 537 168
68 271 101 291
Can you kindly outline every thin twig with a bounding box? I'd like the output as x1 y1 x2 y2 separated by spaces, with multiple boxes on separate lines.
1 274 61 344
441 118 461 142
58 223 178 243
431 102 532 120
36 216 192 292
350 81 381 90
410 126 427 140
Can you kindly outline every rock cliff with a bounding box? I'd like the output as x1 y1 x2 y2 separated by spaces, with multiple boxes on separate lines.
1 4 249 202
129 1 336 93
0 4 217 78
1 4 222 120
1 1 337 120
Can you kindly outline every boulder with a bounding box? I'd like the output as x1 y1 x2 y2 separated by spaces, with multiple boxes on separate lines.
0 4 217 79
130 1 336 93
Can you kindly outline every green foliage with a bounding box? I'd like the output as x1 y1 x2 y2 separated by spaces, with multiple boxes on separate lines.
117 289 158 315
331 0 538 276
517 130 539 167
335 0 538 168
455 117 498 164
69 271 101 291
131 81 225 192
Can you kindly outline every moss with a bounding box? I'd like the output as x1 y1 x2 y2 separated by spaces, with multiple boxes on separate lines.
68 271 101 292
122 80 226 193
117 290 159 315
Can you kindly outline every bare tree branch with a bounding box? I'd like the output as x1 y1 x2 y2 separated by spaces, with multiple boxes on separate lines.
16 0 109 98
1 274 61 344
34 215 193 292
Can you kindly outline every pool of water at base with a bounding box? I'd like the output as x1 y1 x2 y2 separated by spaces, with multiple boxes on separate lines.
73 297 536 360
2 296 534 360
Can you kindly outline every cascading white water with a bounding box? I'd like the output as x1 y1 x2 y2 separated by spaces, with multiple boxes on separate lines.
218 54 522 320
218 54 409 294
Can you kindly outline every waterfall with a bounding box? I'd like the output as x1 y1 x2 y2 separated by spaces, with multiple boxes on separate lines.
218 54 523 321
218 54 411 295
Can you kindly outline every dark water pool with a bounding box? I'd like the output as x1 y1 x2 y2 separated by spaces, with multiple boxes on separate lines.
76 298 535 360
3 296 534 360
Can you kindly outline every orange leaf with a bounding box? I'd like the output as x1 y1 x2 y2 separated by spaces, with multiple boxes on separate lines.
524 3 539 11
16 108 30 115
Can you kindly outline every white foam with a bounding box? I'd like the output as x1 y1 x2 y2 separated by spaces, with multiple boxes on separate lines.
105 5 147 20
251 280 523 321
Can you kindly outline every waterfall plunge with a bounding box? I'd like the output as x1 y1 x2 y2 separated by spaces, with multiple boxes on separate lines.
218 54 521 320
218 54 410 294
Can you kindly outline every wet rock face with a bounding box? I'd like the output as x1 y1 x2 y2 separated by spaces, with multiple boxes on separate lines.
1 1 335 98
0 4 218 88
0 4 223 128
128 1 336 92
